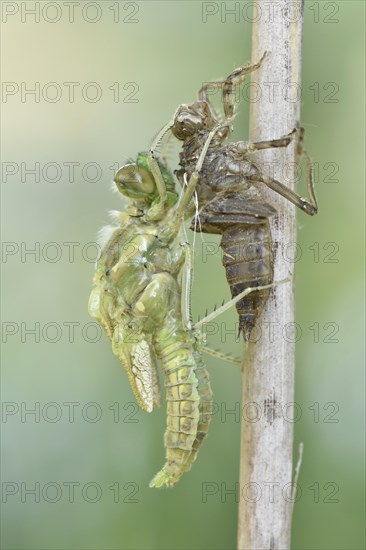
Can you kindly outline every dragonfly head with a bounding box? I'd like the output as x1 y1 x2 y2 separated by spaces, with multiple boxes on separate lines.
114 154 178 213
114 161 156 201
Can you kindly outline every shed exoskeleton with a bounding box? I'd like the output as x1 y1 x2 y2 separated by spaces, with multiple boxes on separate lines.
153 52 318 339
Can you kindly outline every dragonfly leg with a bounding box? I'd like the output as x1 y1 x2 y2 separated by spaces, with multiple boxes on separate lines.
230 128 296 156
194 279 289 330
179 242 194 331
256 172 318 216
199 51 267 121
145 155 167 211
145 105 185 220
246 126 318 216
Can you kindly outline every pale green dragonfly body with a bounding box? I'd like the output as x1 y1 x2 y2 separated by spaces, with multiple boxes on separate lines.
88 152 213 488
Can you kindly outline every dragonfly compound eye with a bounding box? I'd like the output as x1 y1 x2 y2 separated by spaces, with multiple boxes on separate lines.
114 163 155 198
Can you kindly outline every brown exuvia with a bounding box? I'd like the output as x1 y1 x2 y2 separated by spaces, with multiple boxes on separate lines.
165 52 318 340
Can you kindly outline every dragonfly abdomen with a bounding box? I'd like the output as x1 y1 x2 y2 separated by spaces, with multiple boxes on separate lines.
149 336 201 488
221 221 273 340
197 193 275 341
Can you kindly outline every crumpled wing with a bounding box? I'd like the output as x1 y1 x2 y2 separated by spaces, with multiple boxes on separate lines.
88 287 115 341
112 324 161 413
88 285 161 412
130 340 161 412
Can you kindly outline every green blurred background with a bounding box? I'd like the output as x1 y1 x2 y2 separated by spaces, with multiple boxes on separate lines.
1 1 365 549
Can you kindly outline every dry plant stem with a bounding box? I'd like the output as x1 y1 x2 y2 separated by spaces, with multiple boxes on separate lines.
237 1 304 549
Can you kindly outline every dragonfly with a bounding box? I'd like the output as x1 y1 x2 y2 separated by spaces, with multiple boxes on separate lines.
88 127 272 488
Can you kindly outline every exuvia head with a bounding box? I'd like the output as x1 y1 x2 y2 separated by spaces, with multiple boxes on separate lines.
171 101 218 140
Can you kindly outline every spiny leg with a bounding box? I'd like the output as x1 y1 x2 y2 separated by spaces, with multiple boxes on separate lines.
194 278 288 348
192 284 284 372
146 105 184 219
149 104 184 154
146 156 167 216
246 126 305 156
303 151 318 212
231 128 297 155
254 173 318 216
198 51 267 122
202 346 241 367
194 280 289 330
296 126 306 162
222 51 267 120
179 242 194 331
295 127 318 213
161 131 174 172
246 126 318 216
